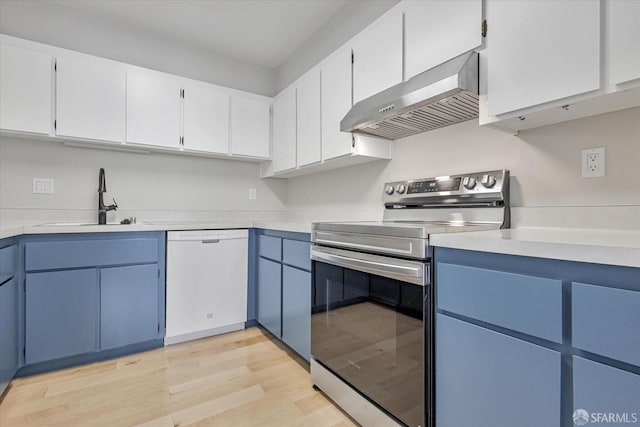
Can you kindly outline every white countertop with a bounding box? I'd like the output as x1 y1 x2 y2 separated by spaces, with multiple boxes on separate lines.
430 227 640 268
0 220 312 240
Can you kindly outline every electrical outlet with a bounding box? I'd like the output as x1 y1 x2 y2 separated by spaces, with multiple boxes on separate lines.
582 148 605 178
33 178 54 194
248 188 257 200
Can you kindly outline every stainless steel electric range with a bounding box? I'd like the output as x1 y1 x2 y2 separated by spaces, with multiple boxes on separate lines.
310 169 510 427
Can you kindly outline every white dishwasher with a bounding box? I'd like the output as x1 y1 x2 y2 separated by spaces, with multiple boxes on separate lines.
166 229 248 345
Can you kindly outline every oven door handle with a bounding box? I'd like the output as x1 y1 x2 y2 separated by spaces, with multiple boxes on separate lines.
311 246 427 286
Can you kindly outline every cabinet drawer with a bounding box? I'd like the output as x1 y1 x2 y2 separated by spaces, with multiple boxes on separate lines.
258 235 281 261
283 239 311 271
573 282 640 366
25 238 159 271
0 245 16 283
573 356 640 418
437 263 562 343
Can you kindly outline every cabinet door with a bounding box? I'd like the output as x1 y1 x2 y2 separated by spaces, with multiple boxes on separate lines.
436 314 561 427
0 278 18 395
321 47 353 161
296 68 321 167
126 71 181 149
0 44 52 134
608 0 640 85
56 56 125 142
404 0 482 80
100 264 159 350
282 266 311 361
272 87 297 173
230 95 270 158
183 83 229 154
486 0 600 116
257 257 282 338
26 270 98 364
573 356 640 422
352 7 402 104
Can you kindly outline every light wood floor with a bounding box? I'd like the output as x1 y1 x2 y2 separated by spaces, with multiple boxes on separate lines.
0 327 358 427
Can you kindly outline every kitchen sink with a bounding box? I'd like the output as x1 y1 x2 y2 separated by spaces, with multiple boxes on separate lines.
36 222 130 227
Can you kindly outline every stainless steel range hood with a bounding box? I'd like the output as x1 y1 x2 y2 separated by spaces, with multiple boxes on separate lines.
341 52 479 140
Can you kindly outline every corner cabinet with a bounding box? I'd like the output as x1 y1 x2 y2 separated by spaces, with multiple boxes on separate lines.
254 230 312 361
434 248 640 427
21 232 166 373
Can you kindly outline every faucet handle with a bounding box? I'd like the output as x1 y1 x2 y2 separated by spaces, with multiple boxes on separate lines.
112 198 118 210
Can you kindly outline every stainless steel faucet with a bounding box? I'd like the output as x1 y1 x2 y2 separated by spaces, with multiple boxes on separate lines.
98 168 118 225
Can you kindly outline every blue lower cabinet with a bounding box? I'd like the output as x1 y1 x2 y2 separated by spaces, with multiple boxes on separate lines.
282 265 311 361
436 314 561 427
26 269 98 364
100 264 159 350
258 257 282 338
573 357 640 425
0 277 18 394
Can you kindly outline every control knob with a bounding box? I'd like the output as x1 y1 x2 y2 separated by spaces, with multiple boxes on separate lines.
481 174 497 188
462 176 477 190
396 184 406 194
385 185 395 195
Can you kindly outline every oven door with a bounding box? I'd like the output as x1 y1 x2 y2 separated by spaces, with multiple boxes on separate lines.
311 245 430 427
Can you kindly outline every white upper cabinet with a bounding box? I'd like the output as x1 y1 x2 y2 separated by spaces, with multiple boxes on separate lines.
271 87 297 173
486 0 600 117
607 0 640 85
0 44 52 135
56 56 125 143
126 71 181 149
404 0 483 80
230 95 271 159
182 83 229 154
321 47 353 161
296 68 321 167
352 6 403 104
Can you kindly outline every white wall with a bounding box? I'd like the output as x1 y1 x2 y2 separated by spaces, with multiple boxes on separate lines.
0 136 288 225
0 1 275 96
286 107 640 215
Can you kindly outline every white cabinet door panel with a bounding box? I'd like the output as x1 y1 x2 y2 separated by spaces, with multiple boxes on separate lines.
608 0 640 85
404 0 482 80
183 84 229 154
230 95 270 158
0 44 52 134
296 68 321 167
272 88 297 173
486 0 600 116
352 7 403 104
126 71 181 149
56 56 125 142
321 47 353 161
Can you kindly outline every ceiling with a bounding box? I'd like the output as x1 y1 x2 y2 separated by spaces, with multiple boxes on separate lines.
35 0 350 69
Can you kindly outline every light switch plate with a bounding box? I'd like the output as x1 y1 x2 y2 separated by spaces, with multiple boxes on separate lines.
33 178 54 194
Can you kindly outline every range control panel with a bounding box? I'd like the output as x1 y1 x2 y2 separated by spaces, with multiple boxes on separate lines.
382 170 509 205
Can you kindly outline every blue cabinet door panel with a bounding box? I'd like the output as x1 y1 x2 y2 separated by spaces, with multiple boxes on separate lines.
282 266 311 361
436 314 561 427
283 240 311 271
437 262 563 343
0 245 16 284
100 264 159 350
573 282 640 366
573 356 640 423
0 277 18 395
258 236 282 261
26 269 98 364
257 257 282 337
25 238 159 271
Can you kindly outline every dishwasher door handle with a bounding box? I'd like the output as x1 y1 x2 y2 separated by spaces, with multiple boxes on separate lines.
201 239 220 244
